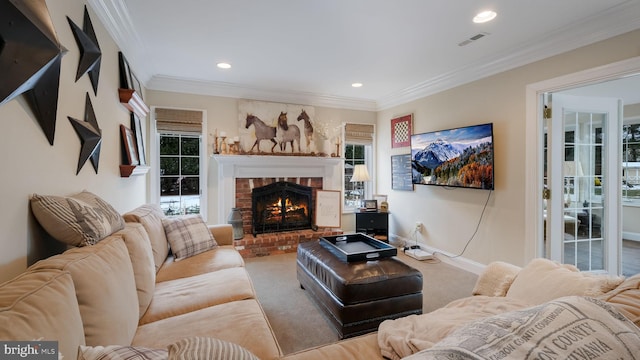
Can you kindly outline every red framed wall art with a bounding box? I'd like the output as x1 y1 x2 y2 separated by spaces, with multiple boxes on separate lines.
391 114 412 148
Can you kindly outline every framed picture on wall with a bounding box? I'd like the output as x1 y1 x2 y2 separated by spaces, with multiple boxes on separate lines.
391 154 413 191
131 113 146 165
120 124 139 166
391 114 412 148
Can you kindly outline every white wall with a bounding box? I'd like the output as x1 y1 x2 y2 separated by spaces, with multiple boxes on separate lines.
144 91 377 227
0 0 146 282
378 29 640 267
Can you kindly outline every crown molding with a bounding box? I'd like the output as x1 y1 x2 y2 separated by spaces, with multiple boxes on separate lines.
147 75 378 111
376 1 640 110
86 0 151 82
90 0 640 112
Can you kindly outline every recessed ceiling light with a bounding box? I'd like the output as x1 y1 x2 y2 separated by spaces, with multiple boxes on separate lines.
473 10 497 23
352 83 363 88
217 62 231 69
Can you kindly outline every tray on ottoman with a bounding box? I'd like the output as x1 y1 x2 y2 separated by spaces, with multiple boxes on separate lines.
320 233 397 262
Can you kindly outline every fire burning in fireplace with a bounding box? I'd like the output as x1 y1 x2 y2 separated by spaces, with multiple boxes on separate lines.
252 181 313 235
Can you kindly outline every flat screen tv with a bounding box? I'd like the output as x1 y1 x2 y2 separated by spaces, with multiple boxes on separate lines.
410 123 494 190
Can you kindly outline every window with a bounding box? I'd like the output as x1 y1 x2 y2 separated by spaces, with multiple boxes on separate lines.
159 134 201 215
343 123 374 211
623 122 640 200
153 108 207 217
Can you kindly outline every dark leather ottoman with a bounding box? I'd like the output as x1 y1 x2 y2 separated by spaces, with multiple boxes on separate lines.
297 240 423 338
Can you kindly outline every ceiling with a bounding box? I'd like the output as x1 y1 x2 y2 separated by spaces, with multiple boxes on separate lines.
88 0 640 111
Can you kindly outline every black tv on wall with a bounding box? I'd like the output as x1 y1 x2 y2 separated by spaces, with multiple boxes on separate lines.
410 123 494 190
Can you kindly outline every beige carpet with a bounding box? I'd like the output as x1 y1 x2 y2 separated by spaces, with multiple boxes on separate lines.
244 250 479 355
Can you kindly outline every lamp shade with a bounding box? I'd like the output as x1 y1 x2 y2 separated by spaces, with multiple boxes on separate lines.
350 164 370 182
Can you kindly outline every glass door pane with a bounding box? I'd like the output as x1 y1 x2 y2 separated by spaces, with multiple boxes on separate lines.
548 94 620 274
562 110 605 271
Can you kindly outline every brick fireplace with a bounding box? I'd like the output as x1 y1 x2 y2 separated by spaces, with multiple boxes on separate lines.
213 155 344 257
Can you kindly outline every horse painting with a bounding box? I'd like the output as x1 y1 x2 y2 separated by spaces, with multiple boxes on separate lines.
277 112 300 152
296 109 313 151
245 114 278 152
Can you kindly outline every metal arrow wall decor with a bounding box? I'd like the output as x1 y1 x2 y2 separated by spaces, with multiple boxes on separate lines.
0 0 67 145
67 5 101 96
68 93 102 174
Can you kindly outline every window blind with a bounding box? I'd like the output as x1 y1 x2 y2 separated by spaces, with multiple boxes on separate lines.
155 108 203 134
344 123 374 144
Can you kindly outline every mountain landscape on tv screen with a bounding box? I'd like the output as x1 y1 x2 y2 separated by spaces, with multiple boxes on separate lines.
411 131 493 189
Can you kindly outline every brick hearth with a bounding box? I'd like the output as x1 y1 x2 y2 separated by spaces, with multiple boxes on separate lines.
234 228 343 258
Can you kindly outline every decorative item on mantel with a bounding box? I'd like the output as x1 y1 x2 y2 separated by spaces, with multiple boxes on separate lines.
228 208 244 240
237 99 343 157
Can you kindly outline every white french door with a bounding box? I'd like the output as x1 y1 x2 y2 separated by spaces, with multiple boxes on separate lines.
546 94 622 274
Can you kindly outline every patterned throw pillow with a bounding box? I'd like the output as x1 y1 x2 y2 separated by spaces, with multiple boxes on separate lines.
30 191 125 246
168 337 259 360
162 216 217 260
78 345 167 360
404 296 640 360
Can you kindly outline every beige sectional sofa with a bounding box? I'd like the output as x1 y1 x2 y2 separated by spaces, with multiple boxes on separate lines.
2 191 640 359
0 200 281 360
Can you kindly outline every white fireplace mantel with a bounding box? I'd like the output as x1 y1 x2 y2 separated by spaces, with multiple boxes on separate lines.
212 155 344 223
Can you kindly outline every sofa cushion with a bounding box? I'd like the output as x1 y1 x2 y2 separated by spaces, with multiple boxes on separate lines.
472 261 521 297
78 345 167 360
162 215 218 261
597 273 640 328
404 296 640 359
156 245 245 283
123 204 170 273
30 190 125 246
0 269 85 360
506 258 624 305
133 299 282 360
30 237 139 346
281 333 382 360
139 267 255 325
114 223 156 318
378 295 532 359
168 337 259 360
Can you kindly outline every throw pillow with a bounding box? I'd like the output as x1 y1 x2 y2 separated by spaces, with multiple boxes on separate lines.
506 258 624 305
404 296 640 359
79 345 167 360
168 337 259 360
597 273 640 328
30 191 125 246
472 261 522 297
162 216 217 261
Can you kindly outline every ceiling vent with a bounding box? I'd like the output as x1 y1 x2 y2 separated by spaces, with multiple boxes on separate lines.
458 32 490 47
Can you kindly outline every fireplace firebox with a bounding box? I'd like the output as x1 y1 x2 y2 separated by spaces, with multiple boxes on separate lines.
252 181 313 235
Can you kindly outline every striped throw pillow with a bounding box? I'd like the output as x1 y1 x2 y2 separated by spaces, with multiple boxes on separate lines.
30 191 125 246
168 337 258 360
79 345 167 360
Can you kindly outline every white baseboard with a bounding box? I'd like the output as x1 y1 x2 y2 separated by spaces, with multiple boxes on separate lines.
391 234 486 275
623 231 640 242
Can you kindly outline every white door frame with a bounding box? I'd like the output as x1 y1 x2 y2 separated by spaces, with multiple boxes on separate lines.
524 56 640 262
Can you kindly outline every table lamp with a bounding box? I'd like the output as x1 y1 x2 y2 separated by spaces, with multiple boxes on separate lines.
350 164 370 209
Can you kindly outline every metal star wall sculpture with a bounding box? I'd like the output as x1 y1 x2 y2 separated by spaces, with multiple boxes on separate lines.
0 0 67 145
67 5 101 95
68 93 102 175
